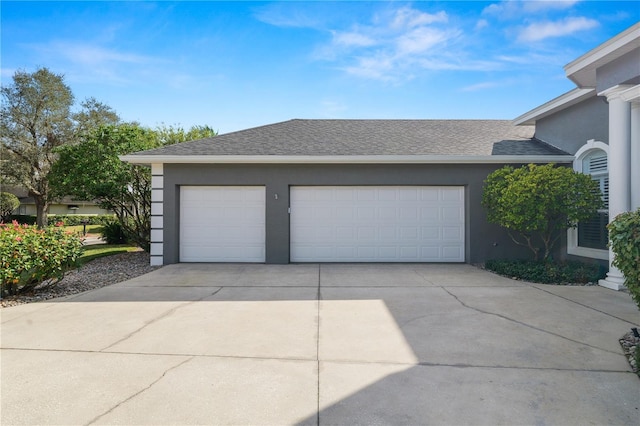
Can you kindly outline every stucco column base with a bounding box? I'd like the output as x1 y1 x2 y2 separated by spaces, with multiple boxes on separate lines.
599 259 626 290
598 277 626 291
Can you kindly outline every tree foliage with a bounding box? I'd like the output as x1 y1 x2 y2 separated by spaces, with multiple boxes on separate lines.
0 192 20 222
482 164 603 261
155 124 217 145
608 209 640 310
50 124 158 251
0 68 119 227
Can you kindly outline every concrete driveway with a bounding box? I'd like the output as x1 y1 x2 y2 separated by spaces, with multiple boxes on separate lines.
1 264 638 425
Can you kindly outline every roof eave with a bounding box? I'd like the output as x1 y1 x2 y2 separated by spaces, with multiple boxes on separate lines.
513 88 595 126
564 22 640 88
120 154 574 165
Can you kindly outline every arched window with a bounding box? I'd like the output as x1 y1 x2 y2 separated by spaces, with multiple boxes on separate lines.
568 140 609 259
578 150 608 249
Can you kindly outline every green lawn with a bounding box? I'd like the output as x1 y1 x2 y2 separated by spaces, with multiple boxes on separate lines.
64 224 104 235
79 244 140 265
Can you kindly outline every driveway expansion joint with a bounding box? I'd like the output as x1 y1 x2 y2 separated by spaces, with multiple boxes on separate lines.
442 288 624 356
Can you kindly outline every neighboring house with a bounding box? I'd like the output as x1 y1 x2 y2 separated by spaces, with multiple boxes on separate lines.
2 186 112 216
121 119 571 266
514 22 640 290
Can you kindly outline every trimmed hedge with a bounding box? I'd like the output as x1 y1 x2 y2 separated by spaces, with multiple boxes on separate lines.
485 259 606 284
608 209 640 310
0 221 83 296
8 214 114 226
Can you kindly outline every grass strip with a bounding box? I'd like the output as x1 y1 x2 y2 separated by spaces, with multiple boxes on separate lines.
79 244 140 265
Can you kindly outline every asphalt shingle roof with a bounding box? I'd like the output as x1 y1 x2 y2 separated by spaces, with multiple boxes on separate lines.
130 119 567 157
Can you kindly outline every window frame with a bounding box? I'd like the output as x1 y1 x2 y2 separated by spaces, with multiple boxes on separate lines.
567 140 609 260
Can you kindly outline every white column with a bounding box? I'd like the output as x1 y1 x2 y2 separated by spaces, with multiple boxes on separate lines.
598 85 632 290
621 85 640 210
150 163 164 266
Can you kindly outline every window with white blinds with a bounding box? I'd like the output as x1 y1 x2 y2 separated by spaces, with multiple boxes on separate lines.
578 150 608 250
582 151 608 209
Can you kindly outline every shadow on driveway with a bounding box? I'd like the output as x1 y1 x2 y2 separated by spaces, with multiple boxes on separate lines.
1 263 638 425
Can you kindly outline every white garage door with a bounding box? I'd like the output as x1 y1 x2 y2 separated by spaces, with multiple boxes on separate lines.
290 186 464 262
180 186 265 262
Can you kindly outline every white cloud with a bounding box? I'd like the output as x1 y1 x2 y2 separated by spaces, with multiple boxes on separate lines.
315 6 474 82
253 3 325 28
390 8 448 29
476 19 489 30
331 31 376 48
482 0 581 17
22 40 165 86
517 17 600 42
459 81 501 92
523 1 581 12
396 27 451 55
53 42 153 66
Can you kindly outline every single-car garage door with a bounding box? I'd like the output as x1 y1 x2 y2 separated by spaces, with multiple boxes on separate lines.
290 186 464 262
180 186 265 262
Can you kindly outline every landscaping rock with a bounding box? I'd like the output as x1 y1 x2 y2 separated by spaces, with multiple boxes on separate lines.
0 251 159 308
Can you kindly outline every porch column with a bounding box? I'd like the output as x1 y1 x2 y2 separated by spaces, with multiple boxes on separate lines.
621 85 640 210
598 85 632 290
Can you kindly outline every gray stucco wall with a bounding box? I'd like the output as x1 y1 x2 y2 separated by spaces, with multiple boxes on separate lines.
162 162 564 264
534 95 608 154
596 48 640 94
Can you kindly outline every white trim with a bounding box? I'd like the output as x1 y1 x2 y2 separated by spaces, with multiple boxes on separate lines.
151 202 163 216
150 242 163 256
151 188 163 203
150 256 164 267
120 154 574 165
574 140 609 164
567 140 609 260
150 215 163 229
150 229 163 243
598 84 635 100
151 163 164 175
512 88 595 126
565 23 640 87
620 84 640 103
151 175 164 189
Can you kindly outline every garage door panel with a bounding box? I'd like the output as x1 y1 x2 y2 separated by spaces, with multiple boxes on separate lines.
180 186 265 262
290 186 464 262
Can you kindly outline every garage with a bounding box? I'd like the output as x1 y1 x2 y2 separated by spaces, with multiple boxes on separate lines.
290 186 465 262
180 186 266 262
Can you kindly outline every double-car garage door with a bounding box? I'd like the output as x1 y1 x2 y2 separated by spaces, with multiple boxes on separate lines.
180 186 464 262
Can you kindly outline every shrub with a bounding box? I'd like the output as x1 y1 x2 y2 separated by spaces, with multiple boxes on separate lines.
608 209 640 309
482 164 603 260
101 220 129 244
0 192 20 222
484 259 605 284
8 215 37 225
0 221 83 296
48 214 115 226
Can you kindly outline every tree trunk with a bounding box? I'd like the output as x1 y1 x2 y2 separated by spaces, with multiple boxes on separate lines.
34 196 49 228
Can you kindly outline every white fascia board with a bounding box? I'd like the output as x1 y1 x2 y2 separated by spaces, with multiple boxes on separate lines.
120 154 574 165
564 23 640 87
512 88 595 126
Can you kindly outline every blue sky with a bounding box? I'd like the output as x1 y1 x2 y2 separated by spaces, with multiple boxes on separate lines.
2 1 638 134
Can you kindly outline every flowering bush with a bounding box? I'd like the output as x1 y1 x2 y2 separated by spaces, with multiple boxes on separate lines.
0 221 83 296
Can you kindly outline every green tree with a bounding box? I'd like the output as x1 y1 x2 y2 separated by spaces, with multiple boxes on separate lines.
155 124 217 145
0 68 119 227
482 164 603 261
0 192 20 222
51 124 158 251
